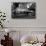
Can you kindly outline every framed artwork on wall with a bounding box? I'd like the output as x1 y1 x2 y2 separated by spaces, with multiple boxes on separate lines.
11 2 36 19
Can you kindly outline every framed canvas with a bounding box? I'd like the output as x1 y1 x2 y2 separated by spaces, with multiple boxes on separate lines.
11 2 36 19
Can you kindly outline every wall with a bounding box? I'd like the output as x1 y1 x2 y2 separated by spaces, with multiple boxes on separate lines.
0 0 46 27
0 0 46 46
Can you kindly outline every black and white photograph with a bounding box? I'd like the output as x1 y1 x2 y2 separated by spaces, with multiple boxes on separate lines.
11 2 36 19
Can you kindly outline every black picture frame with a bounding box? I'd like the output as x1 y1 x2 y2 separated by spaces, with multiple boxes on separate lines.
11 2 36 19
